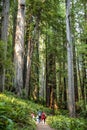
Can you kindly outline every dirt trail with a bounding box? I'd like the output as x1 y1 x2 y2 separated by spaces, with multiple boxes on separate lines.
36 122 55 130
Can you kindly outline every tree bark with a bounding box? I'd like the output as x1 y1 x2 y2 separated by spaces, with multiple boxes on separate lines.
35 16 40 101
46 34 50 107
0 0 3 39
65 0 75 117
12 0 18 61
25 38 34 98
72 0 78 102
63 42 67 109
14 0 25 96
46 40 57 109
83 0 87 107
0 0 10 92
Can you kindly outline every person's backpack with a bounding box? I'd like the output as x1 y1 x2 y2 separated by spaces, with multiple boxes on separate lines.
41 112 46 119
38 111 41 116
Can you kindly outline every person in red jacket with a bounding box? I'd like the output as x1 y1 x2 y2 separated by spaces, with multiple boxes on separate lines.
41 112 46 124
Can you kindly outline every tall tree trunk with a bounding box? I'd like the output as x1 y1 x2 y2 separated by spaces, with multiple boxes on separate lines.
72 0 78 102
83 0 87 107
14 0 25 96
73 42 78 102
12 0 18 61
0 0 10 92
31 15 40 101
46 35 57 109
0 0 3 39
52 54 57 113
65 0 75 117
46 53 54 108
63 41 67 109
58 62 63 107
79 0 87 107
77 58 83 100
49 53 57 110
25 38 34 98
35 16 40 101
46 34 50 107
0 0 3 92
81 56 86 101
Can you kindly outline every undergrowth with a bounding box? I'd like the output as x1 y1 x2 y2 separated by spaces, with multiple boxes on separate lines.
1 92 86 130
0 92 51 130
47 115 87 130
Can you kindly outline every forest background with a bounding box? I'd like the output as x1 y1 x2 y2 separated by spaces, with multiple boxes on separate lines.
0 0 87 129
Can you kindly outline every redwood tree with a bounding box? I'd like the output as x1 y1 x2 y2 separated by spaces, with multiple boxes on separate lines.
65 0 75 117
14 0 25 96
0 0 10 92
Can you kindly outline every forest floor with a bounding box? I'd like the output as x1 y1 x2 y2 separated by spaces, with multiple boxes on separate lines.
36 121 55 130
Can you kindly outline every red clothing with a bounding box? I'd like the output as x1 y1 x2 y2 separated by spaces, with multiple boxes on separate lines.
41 112 46 120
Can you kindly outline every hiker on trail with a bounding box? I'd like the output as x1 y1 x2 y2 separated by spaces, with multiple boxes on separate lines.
38 111 42 123
31 112 35 120
41 111 46 124
36 115 39 123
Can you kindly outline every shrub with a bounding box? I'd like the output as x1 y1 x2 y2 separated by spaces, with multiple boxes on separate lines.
0 115 14 130
0 93 36 130
47 115 87 130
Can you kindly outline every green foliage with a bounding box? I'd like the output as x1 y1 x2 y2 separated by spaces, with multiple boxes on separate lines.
0 92 52 130
0 93 36 130
0 39 14 89
0 40 5 69
0 115 14 130
0 102 14 130
47 115 87 130
76 100 87 118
